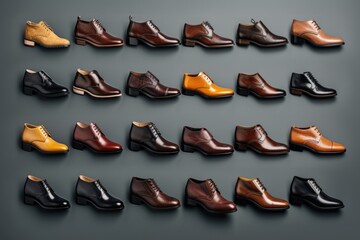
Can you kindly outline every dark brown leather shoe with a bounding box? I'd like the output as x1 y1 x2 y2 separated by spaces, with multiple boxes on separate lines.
128 121 179 154
181 126 233 156
237 73 286 98
72 122 122 153
74 17 124 47
126 71 180 99
130 177 180 210
185 178 237 214
127 16 180 47
73 69 121 98
183 21 234 48
235 125 289 155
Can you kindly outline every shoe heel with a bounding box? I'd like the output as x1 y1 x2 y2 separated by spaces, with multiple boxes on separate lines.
72 140 85 150
181 143 195 153
76 196 88 205
291 35 304 45
186 198 197 207
289 194 303 205
24 39 35 47
290 88 302 96
237 87 250 96
237 38 250 46
128 140 142 151
130 194 143 205
182 88 195 96
234 142 247 151
234 196 248 206
126 87 140 97
183 39 196 47
23 86 34 96
127 36 139 46
290 143 304 152
73 87 85 95
75 38 86 46
24 195 35 205
22 142 33 152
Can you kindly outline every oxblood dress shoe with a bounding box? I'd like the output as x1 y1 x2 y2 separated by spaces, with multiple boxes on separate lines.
72 122 122 153
181 126 234 155
183 21 234 48
24 175 70 210
74 17 124 47
128 121 179 154
235 125 289 155
290 126 346 154
73 69 121 98
290 72 337 98
185 178 237 214
235 177 289 211
237 19 288 47
289 176 344 210
126 71 180 99
237 73 286 98
130 177 180 210
23 69 68 97
75 175 124 211
127 16 180 47
291 19 344 47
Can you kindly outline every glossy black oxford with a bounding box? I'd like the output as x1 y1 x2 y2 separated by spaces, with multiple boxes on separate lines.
24 175 70 210
289 176 344 210
22 69 69 97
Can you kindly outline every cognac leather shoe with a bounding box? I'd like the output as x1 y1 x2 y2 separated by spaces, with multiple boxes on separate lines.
183 21 234 48
23 69 68 97
182 72 234 98
130 177 180 210
24 175 70 210
290 126 346 154
128 121 179 154
237 19 288 47
21 123 68 154
290 72 337 98
289 176 344 210
185 178 237 214
72 122 122 153
237 73 286 98
73 69 121 98
181 126 234 155
235 125 289 155
291 19 344 47
74 16 124 47
235 177 289 211
126 71 180 99
76 175 124 211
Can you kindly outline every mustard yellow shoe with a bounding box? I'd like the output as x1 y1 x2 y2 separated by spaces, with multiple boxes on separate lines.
21 123 69 154
24 21 70 48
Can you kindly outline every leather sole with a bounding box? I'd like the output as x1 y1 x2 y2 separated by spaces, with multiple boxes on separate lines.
126 86 180 99
21 141 68 154
290 88 337 98
72 140 122 154
181 143 233 156
289 194 344 210
291 34 345 47
127 36 180 47
24 39 70 48
237 87 286 99
234 195 289 211
75 37 124 47
24 195 70 210
76 196 124 211
234 142 289 155
72 86 122 98
183 38 234 48
186 197 237 214
23 86 68 98
237 38 288 47
130 193 180 210
182 88 234 99
128 140 179 155
290 142 346 154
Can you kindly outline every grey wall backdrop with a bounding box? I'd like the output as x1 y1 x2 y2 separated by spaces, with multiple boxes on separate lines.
1 0 359 239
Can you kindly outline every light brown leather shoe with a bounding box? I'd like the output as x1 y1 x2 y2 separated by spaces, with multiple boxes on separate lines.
290 126 346 154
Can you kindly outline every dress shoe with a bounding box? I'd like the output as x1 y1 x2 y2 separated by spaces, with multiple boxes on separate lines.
75 175 124 211
127 16 180 47
24 20 70 48
182 72 234 98
74 16 124 47
22 69 68 97
72 122 122 153
185 178 237 214
128 121 179 154
234 177 289 211
235 125 289 155
73 69 121 98
183 21 234 48
290 72 337 98
291 19 344 47
237 19 288 47
290 126 346 154
130 177 180 210
21 123 68 154
289 176 344 210
237 73 286 98
24 175 70 210
181 126 233 155
126 71 180 99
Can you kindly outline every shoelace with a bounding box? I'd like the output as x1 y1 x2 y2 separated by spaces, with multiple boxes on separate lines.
305 72 322 90
147 179 161 194
41 21 54 33
311 126 322 137
251 18 257 24
257 126 267 136
91 124 102 137
147 71 160 83
95 181 109 200
93 19 105 32
148 21 159 32
39 71 52 85
311 20 321 31
208 180 219 194
39 126 49 138
254 179 266 192
42 181 55 200
149 124 160 138
203 21 214 31
308 179 321 193
201 72 213 85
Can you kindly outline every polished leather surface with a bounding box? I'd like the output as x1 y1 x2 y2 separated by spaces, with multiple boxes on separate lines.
130 177 180 209
73 122 122 153
290 176 344 210
290 126 346 153
24 175 70 210
185 178 237 214
235 125 289 155
182 126 233 155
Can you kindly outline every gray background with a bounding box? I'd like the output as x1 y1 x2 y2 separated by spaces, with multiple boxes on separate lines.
1 0 359 239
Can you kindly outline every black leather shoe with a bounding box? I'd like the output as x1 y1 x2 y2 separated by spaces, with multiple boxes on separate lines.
23 69 69 97
75 175 124 211
290 72 337 98
24 175 70 210
289 176 344 210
